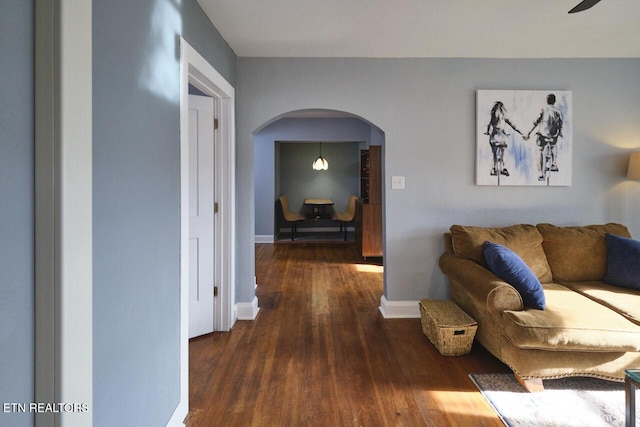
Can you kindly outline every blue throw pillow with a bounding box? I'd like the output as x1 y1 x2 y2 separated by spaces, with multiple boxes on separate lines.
483 241 546 310
604 233 640 290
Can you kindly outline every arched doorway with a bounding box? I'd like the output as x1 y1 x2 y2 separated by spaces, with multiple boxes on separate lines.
252 108 386 255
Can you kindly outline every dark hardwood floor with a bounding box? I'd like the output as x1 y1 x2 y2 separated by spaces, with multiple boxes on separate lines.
186 243 509 426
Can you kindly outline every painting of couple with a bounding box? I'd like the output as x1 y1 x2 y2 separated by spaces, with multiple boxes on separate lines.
476 90 572 186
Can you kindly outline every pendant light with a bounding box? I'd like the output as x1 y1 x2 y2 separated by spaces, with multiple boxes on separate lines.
312 142 328 170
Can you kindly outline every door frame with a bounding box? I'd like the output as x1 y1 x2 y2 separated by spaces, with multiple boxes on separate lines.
170 38 236 425
35 1 93 426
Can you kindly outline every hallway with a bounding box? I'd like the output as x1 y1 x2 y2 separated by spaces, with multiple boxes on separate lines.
186 243 507 426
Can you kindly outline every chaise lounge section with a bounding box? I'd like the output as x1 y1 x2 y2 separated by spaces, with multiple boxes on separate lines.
439 223 640 391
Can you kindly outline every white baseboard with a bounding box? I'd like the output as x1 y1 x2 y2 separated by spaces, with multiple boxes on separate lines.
236 296 260 320
166 409 186 427
255 235 274 243
379 296 421 318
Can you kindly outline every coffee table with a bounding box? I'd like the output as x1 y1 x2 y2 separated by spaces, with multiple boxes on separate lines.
627 369 640 427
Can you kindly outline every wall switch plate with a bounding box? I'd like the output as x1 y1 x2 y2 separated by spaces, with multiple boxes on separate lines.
391 176 405 190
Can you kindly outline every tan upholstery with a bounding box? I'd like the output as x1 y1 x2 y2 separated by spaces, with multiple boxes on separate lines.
332 195 358 241
561 281 640 327
332 195 358 222
279 196 305 240
442 253 523 358
439 223 640 386
450 224 553 283
280 195 305 222
502 283 640 352
500 340 640 382
537 223 630 282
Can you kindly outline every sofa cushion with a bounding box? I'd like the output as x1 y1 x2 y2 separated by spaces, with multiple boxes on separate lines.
450 224 552 283
537 223 631 282
604 233 640 291
502 283 640 352
561 281 640 327
483 242 545 310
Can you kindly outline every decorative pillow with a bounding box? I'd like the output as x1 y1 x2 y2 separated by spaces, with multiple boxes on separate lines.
604 233 640 291
483 241 546 310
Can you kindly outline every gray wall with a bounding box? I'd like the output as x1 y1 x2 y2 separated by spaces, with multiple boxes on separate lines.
92 0 235 425
3 2 640 424
238 57 640 303
254 117 375 237
277 142 360 224
0 1 34 426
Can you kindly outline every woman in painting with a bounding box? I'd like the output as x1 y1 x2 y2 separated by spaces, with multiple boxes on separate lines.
485 101 524 177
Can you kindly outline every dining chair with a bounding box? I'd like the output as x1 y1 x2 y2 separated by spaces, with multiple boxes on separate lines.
332 195 358 241
279 195 306 241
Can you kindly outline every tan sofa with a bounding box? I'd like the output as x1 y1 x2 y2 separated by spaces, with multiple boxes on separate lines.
439 223 640 391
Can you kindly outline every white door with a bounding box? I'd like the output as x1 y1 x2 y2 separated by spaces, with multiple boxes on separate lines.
189 94 215 338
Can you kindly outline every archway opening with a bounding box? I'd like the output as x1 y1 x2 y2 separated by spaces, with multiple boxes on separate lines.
253 109 385 247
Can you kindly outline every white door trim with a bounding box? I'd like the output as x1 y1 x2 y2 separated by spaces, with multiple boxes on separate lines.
35 1 93 426
170 38 236 426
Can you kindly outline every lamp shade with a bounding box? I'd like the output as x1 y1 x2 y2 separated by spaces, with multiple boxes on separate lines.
628 152 640 180
312 156 328 170
312 142 328 170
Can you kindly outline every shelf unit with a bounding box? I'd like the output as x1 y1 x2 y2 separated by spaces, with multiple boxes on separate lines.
356 146 382 258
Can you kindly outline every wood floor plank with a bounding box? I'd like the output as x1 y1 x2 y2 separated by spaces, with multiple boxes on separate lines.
186 243 508 426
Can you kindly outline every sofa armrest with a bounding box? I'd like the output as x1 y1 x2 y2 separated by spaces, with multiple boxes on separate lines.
439 252 524 313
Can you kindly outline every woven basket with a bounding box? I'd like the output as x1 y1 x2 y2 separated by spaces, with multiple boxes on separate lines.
419 300 477 356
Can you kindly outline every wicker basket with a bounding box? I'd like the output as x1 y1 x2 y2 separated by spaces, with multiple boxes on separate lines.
419 300 477 356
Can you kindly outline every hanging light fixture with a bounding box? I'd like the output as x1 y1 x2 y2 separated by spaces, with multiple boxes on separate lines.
312 142 328 170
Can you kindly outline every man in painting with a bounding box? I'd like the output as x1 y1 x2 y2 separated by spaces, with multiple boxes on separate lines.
525 93 564 181
485 101 524 177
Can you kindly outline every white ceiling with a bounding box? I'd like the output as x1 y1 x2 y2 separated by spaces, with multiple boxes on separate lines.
197 0 640 58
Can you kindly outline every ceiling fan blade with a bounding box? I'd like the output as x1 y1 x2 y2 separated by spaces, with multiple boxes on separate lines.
568 0 603 13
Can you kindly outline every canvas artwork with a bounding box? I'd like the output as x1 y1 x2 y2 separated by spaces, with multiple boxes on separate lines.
476 90 572 186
